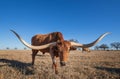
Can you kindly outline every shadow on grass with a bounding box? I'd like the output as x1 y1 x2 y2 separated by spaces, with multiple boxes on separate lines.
95 66 120 74
0 58 34 75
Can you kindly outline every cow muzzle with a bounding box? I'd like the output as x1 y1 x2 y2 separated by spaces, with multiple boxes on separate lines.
60 61 66 66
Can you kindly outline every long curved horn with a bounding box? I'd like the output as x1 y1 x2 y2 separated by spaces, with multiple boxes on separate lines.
10 30 56 50
70 32 110 47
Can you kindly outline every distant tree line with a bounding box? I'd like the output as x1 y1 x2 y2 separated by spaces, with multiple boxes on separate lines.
94 42 120 50
5 47 27 50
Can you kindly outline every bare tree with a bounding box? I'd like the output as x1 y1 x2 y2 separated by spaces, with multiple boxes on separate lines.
6 47 10 50
94 45 100 50
99 44 109 50
24 47 27 50
110 42 120 50
69 39 79 43
14 47 17 50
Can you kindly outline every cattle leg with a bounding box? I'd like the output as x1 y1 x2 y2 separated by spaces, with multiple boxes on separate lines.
51 56 58 74
52 61 58 74
50 52 58 74
32 50 38 65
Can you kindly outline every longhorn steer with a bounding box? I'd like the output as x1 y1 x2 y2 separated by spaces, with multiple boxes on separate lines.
11 30 110 74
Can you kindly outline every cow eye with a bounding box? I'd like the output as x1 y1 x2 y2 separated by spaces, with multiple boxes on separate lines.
55 46 58 50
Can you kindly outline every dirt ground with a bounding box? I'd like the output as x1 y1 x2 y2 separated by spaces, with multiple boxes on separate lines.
0 50 120 79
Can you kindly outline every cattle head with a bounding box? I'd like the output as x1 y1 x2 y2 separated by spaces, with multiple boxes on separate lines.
54 41 70 66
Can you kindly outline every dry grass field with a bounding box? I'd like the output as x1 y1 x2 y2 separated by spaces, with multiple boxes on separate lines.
0 50 120 79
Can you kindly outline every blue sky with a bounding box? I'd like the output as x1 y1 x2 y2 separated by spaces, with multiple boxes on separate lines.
0 0 120 49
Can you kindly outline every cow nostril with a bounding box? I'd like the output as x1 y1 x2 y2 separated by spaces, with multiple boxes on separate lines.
60 61 66 66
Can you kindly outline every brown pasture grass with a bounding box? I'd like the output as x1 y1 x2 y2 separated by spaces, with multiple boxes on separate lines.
0 50 120 79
